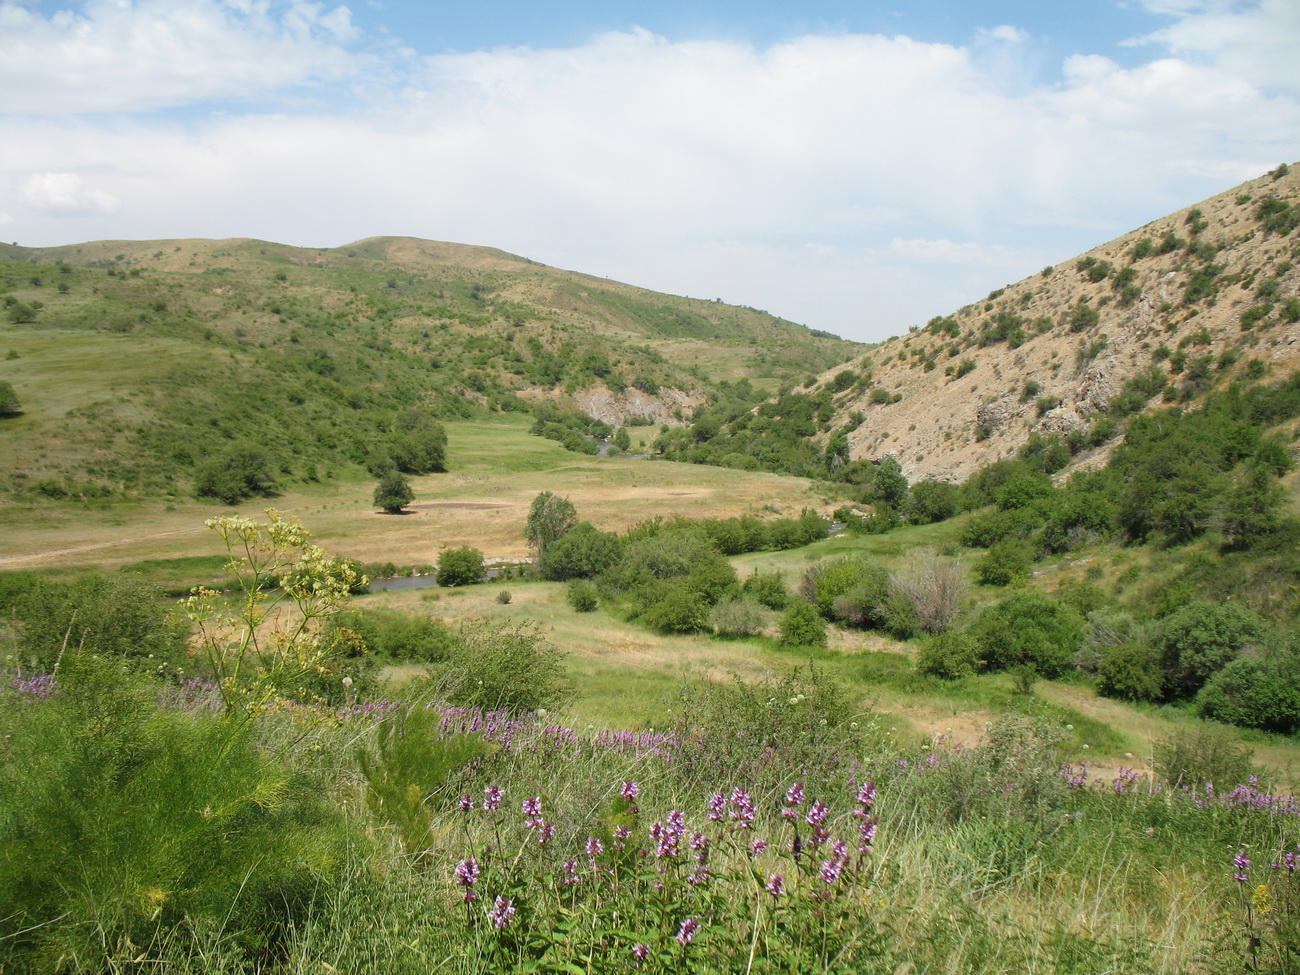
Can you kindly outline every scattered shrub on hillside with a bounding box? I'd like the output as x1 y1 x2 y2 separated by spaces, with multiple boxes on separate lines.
1196 651 1300 733
916 630 982 679
567 579 599 612
1096 643 1165 702
326 608 459 663
539 522 622 580
741 570 789 609
890 551 968 634
709 596 767 638
444 619 570 712
436 546 485 587
969 591 1085 678
908 479 961 524
976 540 1032 586
194 446 278 504
1159 599 1268 698
641 585 710 633
779 601 828 647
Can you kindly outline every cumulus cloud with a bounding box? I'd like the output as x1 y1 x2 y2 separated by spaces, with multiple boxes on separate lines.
19 172 119 214
0 0 361 113
1 4 1297 339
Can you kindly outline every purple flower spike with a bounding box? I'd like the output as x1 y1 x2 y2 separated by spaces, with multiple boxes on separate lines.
458 794 473 812
522 796 543 817
749 837 769 858
765 874 785 896
620 781 640 800
786 782 806 806
632 944 650 964
487 895 517 929
677 916 701 946
483 785 503 811
806 800 829 827
1234 850 1251 883
585 836 604 857
707 792 727 821
856 781 876 809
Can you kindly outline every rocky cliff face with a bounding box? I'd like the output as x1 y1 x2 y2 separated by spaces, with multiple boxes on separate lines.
805 164 1300 482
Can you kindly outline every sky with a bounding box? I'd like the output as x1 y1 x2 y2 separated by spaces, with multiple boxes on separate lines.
1 1 1298 343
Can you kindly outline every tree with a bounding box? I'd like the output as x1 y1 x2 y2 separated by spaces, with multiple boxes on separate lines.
0 380 20 416
539 522 622 580
612 427 631 453
436 546 484 587
524 491 577 560
373 471 414 513
386 410 447 473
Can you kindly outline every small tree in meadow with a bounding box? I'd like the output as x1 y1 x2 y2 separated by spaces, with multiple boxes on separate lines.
780 601 827 647
373 471 414 513
0 380 20 416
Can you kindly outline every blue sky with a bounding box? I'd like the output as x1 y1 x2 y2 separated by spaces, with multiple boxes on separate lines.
1 1 1298 342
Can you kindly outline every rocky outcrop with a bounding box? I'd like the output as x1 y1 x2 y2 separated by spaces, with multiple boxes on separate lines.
575 384 704 427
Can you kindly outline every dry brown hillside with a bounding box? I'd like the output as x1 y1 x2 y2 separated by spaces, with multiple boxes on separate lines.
803 163 1300 482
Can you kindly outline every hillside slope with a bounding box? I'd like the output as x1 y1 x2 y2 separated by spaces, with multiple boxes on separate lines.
0 236 861 497
803 163 1300 482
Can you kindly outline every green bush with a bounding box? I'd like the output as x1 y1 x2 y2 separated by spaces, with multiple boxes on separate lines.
15 573 190 676
436 546 484 587
779 600 828 647
567 579 599 612
641 585 710 633
326 608 459 662
444 619 570 712
0 660 353 970
373 470 414 513
1096 643 1165 702
975 540 1032 586
741 571 789 609
799 556 881 618
969 591 1085 678
1196 653 1300 733
1159 599 1268 698
916 630 982 679
539 522 623 580
194 446 278 504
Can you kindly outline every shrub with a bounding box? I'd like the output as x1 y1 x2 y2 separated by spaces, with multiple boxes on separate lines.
1096 643 1165 702
326 608 459 662
496 589 512 604
1196 653 1300 733
1153 723 1254 789
15 574 189 676
890 551 968 633
916 630 982 679
741 571 789 609
193 446 278 503
444 618 570 712
436 546 485 587
539 522 623 580
975 540 1031 586
799 556 881 618
779 601 828 647
1159 599 1268 698
567 579 599 612
969 591 1085 678
908 479 961 524
709 596 767 638
641 585 710 633
373 470 414 513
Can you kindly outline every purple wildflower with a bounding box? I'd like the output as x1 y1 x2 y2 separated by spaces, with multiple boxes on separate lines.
487 895 516 929
585 836 604 858
786 781 806 806
707 792 727 821
677 916 701 946
689 831 709 853
688 863 710 886
857 817 878 854
1234 851 1251 883
453 857 480 901
765 874 785 896
855 781 876 810
806 800 829 827
632 944 650 964
749 837 769 858
522 796 543 817
621 781 640 800
458 793 473 812
483 785 503 811
562 858 581 886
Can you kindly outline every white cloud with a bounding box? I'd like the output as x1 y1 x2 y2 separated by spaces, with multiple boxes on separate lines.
0 0 360 113
0 7 1298 340
977 25 1030 44
19 172 119 214
1131 0 1300 96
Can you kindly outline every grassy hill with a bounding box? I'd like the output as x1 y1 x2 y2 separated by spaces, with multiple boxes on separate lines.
0 235 861 499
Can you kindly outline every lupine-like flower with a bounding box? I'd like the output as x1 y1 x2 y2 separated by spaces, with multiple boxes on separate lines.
562 858 581 886
1235 851 1252 883
650 821 680 859
749 837 769 858
522 796 543 817
534 821 556 846
730 787 756 828
487 895 516 929
855 781 876 811
786 782 806 806
677 916 701 946
483 785 503 811
621 781 640 800
690 832 709 853
667 810 686 833
806 800 829 827
458 794 473 813
688 863 710 886
612 825 632 850
857 818 878 854
765 874 786 896
585 836 604 858
453 858 481 901
707 792 727 821
632 944 650 964
820 857 845 885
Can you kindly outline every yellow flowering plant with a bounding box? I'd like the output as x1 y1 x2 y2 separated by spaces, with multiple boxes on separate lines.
183 509 366 725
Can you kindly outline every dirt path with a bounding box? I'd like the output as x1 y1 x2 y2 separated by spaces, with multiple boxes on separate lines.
0 527 208 568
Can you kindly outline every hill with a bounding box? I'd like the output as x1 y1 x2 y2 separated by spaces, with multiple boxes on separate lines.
0 235 861 499
667 163 1300 483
